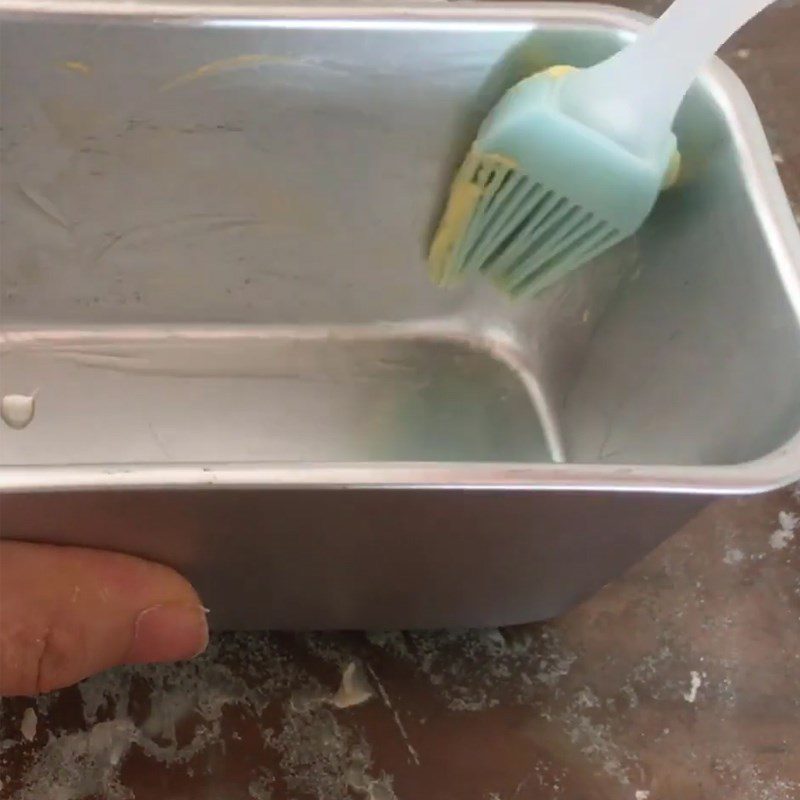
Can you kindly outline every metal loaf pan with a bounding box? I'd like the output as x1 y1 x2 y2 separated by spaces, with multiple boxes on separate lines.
1 2 799 627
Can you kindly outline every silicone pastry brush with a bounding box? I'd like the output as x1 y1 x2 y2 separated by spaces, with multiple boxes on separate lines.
429 0 776 297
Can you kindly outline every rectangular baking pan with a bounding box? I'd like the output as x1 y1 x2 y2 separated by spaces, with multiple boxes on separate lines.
1 2 799 627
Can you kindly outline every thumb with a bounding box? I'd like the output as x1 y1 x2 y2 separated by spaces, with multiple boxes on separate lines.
0 541 208 696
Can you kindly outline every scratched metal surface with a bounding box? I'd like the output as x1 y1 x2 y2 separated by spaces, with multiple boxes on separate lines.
1 0 800 798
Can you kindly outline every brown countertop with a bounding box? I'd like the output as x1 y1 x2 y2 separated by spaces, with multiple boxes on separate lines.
2 1 799 798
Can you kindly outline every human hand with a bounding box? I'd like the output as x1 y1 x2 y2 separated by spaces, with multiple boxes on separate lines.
0 541 208 696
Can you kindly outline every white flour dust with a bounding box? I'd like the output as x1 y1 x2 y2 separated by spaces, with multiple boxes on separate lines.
4 611 765 799
367 627 577 711
12 720 138 800
769 511 799 550
683 671 703 704
247 774 273 800
715 755 800 800
723 548 745 565
367 627 641 788
2 635 396 800
365 664 420 766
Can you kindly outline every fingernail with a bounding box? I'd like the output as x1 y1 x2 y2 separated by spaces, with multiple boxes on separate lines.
127 603 209 665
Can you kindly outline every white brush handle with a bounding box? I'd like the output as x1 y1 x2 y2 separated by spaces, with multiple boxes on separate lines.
561 0 777 161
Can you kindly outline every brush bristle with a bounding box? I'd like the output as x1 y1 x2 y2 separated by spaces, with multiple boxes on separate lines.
429 155 622 297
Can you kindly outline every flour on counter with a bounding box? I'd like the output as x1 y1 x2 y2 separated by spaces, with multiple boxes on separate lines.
365 664 420 766
683 671 703 703
769 511 798 550
247 774 272 800
723 548 745 565
4 635 397 800
12 720 137 800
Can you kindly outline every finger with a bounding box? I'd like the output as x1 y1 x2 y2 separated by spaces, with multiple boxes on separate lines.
0 541 208 696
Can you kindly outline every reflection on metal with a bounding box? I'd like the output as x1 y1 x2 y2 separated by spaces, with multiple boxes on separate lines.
0 2 798 627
